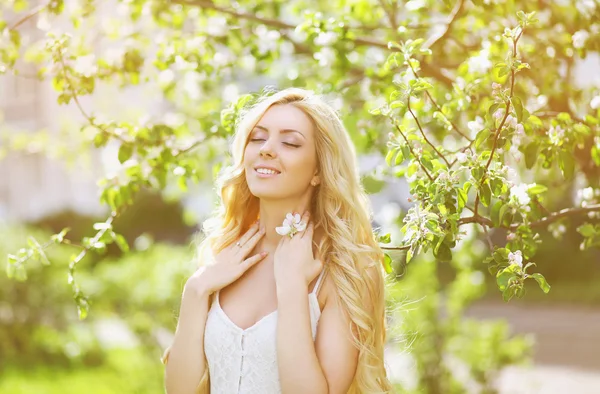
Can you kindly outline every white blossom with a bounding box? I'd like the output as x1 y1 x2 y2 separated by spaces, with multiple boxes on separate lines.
510 184 531 206
548 125 565 146
506 115 518 127
590 95 600 110
73 54 97 77
468 117 485 134
456 152 468 164
572 30 589 49
314 32 337 46
314 47 336 67
275 213 307 238
467 49 492 74
582 187 595 201
508 250 523 268
206 17 228 36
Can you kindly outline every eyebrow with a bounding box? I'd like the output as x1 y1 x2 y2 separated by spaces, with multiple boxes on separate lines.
254 125 305 139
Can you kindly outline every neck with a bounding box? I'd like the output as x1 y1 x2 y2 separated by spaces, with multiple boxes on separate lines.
256 195 312 250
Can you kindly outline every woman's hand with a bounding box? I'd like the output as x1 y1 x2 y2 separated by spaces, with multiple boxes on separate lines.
184 221 268 298
274 211 323 291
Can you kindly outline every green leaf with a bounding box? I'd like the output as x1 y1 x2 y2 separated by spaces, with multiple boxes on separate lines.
499 204 509 227
528 184 548 195
457 188 468 211
378 233 392 244
383 253 393 274
558 150 575 179
496 268 515 292
118 144 134 164
480 181 492 207
523 141 538 169
475 129 492 149
577 223 596 238
531 273 551 293
114 234 130 253
434 242 452 262
491 200 503 227
362 174 386 194
512 96 524 123
385 148 397 166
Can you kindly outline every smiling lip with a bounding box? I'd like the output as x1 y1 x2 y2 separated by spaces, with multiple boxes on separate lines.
254 168 280 178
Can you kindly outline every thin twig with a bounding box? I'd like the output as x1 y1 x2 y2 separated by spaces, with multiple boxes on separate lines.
57 50 128 145
407 97 451 167
394 124 434 181
423 0 465 50
8 3 48 30
482 224 495 252
381 245 411 251
378 0 398 31
473 29 523 217
405 61 471 142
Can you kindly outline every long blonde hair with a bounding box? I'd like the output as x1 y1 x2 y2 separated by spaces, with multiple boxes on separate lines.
167 88 393 393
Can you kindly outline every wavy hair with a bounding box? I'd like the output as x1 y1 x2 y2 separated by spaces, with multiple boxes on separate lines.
166 88 393 393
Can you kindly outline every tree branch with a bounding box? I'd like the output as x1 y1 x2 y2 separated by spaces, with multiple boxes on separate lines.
172 0 455 88
457 204 600 230
394 124 434 181
407 97 451 167
406 61 472 142
8 3 47 30
378 0 398 31
381 244 411 251
423 0 465 50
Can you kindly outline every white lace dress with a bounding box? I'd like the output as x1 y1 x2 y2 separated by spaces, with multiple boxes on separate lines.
204 269 326 394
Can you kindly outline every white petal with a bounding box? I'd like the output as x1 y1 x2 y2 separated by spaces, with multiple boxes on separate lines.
276 226 291 235
286 213 295 221
293 213 301 223
296 221 307 232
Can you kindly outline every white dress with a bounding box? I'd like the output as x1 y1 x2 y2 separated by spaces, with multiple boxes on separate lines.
204 268 327 394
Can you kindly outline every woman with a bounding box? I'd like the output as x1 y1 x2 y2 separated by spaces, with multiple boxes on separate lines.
163 88 393 393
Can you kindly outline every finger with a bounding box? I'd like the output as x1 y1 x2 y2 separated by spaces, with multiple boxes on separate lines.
235 221 260 248
240 251 268 271
301 218 314 240
238 226 266 257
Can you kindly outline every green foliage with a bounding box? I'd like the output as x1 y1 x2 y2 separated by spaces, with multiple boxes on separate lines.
0 348 164 394
3 1 600 391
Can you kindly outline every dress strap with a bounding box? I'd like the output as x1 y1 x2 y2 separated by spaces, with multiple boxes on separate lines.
312 268 327 296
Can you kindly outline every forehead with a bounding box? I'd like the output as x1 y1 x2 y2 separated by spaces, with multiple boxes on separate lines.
255 104 315 139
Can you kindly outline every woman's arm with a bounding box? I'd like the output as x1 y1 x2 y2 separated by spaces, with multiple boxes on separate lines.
164 286 211 394
276 277 359 394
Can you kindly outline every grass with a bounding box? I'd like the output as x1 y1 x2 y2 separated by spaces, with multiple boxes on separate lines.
0 348 165 394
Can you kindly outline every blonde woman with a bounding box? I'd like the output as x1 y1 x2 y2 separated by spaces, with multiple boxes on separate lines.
163 88 393 393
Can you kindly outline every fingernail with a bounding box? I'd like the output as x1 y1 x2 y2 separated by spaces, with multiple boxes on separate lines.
261 251 268 256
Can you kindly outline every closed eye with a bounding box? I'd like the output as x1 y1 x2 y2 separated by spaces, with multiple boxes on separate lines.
249 139 300 148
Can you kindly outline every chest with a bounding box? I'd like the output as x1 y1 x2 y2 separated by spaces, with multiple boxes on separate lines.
218 256 278 331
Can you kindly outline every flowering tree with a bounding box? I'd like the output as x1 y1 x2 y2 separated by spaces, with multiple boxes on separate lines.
2 0 600 323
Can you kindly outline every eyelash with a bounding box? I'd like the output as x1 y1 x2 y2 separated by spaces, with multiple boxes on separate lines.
249 138 300 148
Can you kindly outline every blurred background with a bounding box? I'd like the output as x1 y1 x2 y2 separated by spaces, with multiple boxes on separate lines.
1 0 600 393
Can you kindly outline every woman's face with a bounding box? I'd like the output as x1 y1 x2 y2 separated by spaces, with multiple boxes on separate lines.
243 104 318 200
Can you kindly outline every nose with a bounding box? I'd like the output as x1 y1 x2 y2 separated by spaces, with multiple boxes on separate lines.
259 139 277 158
